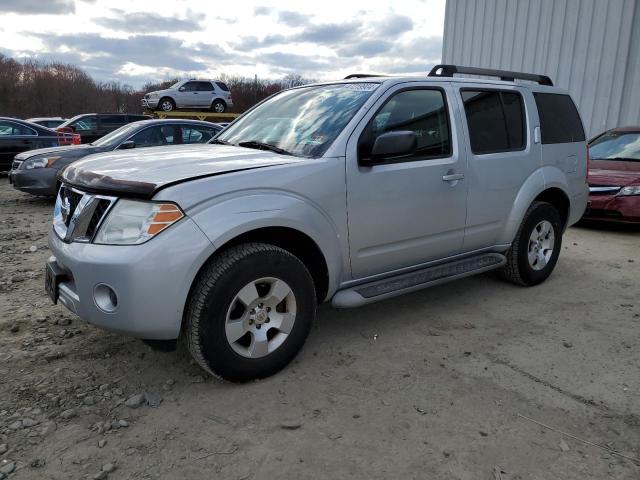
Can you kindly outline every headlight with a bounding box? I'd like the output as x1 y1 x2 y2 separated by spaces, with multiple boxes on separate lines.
618 185 640 196
24 156 61 169
94 200 184 245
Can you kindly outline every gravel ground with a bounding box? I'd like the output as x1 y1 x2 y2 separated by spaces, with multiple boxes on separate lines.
0 178 639 480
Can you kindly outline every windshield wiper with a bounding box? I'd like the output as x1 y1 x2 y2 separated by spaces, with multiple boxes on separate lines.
209 139 231 145
237 140 294 156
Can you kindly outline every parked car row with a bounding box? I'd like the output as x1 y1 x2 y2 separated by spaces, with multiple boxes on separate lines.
0 113 152 172
9 119 223 195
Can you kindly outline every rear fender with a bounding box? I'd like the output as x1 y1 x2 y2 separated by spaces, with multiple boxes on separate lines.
498 166 569 244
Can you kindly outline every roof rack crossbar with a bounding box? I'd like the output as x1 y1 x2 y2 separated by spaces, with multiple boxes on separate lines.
428 64 553 86
343 74 387 79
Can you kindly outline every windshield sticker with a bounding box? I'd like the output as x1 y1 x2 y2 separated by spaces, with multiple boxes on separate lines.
340 83 379 91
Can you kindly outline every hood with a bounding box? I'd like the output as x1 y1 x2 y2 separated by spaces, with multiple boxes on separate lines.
15 143 102 161
61 144 307 198
147 88 171 97
589 159 640 186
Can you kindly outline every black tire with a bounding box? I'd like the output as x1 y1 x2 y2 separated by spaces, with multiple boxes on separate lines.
185 243 316 382
500 201 563 286
211 100 226 113
158 97 175 112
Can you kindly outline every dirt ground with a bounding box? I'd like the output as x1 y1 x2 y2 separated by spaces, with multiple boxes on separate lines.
0 178 638 480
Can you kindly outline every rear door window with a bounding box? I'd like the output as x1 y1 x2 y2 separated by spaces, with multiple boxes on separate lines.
196 81 214 91
460 90 526 154
72 116 98 132
533 93 585 144
100 115 127 130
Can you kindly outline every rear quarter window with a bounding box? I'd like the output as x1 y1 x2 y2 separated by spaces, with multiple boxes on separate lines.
534 93 585 144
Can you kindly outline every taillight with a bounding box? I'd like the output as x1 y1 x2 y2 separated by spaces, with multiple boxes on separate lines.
586 146 590 184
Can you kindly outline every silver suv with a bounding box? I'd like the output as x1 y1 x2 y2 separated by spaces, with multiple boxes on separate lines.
47 65 588 382
142 79 233 113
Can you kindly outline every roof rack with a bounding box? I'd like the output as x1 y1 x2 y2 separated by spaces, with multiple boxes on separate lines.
428 64 553 86
343 74 387 79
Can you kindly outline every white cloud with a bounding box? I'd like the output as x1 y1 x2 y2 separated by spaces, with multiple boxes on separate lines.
0 0 446 87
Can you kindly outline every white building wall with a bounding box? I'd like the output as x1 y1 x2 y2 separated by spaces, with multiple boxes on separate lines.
442 0 640 137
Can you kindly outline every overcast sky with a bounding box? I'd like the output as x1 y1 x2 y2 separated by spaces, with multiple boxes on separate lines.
0 0 445 88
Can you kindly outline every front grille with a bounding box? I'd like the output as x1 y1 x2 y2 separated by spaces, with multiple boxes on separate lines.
86 199 111 239
53 185 116 243
60 186 83 226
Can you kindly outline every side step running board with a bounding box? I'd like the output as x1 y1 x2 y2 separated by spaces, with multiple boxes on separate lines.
332 253 506 308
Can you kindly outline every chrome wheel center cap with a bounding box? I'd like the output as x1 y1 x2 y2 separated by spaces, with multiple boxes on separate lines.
253 307 268 325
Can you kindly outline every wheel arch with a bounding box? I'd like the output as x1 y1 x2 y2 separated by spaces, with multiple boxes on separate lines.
181 225 332 334
211 98 227 109
499 168 572 244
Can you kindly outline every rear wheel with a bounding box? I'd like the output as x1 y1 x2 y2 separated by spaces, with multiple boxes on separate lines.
500 201 563 286
211 100 226 113
185 243 316 382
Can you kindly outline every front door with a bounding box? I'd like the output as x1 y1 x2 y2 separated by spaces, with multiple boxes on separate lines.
175 81 198 108
346 84 468 279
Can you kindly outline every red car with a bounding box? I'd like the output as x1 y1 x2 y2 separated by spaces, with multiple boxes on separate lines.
583 127 640 223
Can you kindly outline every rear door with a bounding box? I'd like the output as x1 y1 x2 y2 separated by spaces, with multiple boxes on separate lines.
0 120 37 170
195 81 215 108
454 85 540 250
346 83 468 278
99 115 128 136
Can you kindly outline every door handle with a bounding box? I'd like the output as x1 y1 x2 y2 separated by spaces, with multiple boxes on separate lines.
442 173 464 182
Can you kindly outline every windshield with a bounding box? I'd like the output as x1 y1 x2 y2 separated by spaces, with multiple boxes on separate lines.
92 123 141 147
590 132 640 161
216 82 379 157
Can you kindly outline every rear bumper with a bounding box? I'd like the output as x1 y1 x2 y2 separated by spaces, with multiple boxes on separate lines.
10 168 58 196
47 217 215 339
582 193 640 223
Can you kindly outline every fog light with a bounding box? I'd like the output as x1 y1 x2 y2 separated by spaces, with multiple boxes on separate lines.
94 284 118 313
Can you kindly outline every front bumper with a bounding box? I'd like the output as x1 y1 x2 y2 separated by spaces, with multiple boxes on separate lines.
10 168 58 196
47 216 215 339
583 193 640 223
141 97 159 109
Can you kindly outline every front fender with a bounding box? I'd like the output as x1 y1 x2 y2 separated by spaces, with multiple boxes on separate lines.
498 166 569 245
188 191 345 300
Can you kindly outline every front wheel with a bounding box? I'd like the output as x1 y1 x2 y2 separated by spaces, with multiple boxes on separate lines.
500 201 563 286
158 97 175 112
185 243 316 382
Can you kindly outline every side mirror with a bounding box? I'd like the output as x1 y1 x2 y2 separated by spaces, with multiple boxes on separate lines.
362 131 418 165
178 86 186 92
118 140 135 150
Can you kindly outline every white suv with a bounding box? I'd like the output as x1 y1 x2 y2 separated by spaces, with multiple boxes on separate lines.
143 79 233 113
